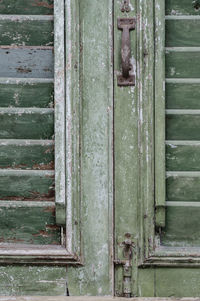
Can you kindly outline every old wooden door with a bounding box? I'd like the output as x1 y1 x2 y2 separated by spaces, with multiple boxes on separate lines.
1 0 200 298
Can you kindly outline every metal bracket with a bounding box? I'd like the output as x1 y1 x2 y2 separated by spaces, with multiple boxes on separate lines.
121 0 131 12
114 233 134 297
117 18 136 87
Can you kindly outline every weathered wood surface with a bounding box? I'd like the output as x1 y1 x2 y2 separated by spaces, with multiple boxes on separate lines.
166 172 200 202
0 48 53 78
166 49 200 78
166 80 200 109
0 266 66 295
0 202 60 245
0 108 53 139
0 140 54 170
0 16 53 46
166 18 200 47
0 0 53 15
0 297 199 301
166 110 200 140
0 79 53 108
166 141 200 171
0 170 54 200
166 0 200 15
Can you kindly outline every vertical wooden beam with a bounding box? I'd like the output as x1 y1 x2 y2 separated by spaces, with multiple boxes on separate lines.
54 0 66 225
155 0 166 228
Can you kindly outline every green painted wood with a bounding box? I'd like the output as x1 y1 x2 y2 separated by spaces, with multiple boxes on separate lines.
67 0 113 296
166 0 200 15
0 108 53 139
138 269 155 297
0 170 54 200
155 0 166 228
166 172 200 202
0 48 53 78
0 0 53 15
0 79 53 108
0 140 54 170
166 141 200 171
166 18 200 47
0 17 53 46
161 203 200 246
0 202 60 245
166 49 200 78
156 268 200 297
166 80 200 109
0 266 66 296
166 111 200 140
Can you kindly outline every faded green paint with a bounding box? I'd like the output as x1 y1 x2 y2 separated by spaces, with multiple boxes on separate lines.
166 111 200 140
166 142 200 171
0 108 54 139
0 140 54 170
0 17 53 46
0 0 53 15
166 18 200 47
166 0 200 15
0 266 66 295
67 0 113 296
0 79 53 108
166 80 200 109
0 170 54 200
0 202 60 245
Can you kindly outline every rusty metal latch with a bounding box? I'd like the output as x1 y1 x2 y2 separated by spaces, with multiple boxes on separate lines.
114 234 134 297
117 18 136 87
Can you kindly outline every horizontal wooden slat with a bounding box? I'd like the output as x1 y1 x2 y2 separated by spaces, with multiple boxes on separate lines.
0 78 53 107
0 108 54 139
166 172 200 202
0 48 53 78
166 79 200 109
0 0 53 15
0 170 54 200
166 110 200 140
166 18 200 47
0 140 54 169
0 16 53 46
0 201 60 245
166 48 200 78
166 141 200 171
166 0 200 15
161 203 200 247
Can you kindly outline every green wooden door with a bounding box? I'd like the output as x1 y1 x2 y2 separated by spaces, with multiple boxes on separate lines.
1 0 200 298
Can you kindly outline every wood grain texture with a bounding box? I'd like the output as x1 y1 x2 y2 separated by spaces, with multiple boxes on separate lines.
166 18 200 47
166 0 200 15
166 111 200 140
0 17 53 46
0 0 53 15
0 170 54 200
166 80 200 109
0 79 53 108
0 108 53 139
0 140 54 170
161 204 200 246
0 48 53 78
0 202 60 245
166 141 200 171
166 49 200 78
167 172 200 202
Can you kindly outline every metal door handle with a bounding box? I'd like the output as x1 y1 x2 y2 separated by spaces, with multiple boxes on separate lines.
117 18 136 86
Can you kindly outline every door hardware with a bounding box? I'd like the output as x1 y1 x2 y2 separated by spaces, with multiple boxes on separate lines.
121 0 131 12
117 18 136 86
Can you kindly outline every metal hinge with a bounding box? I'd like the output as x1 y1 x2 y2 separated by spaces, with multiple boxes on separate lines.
114 233 135 298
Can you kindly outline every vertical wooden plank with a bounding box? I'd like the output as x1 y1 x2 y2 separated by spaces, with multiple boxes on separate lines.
114 0 138 296
155 0 166 228
54 0 66 225
67 0 113 295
